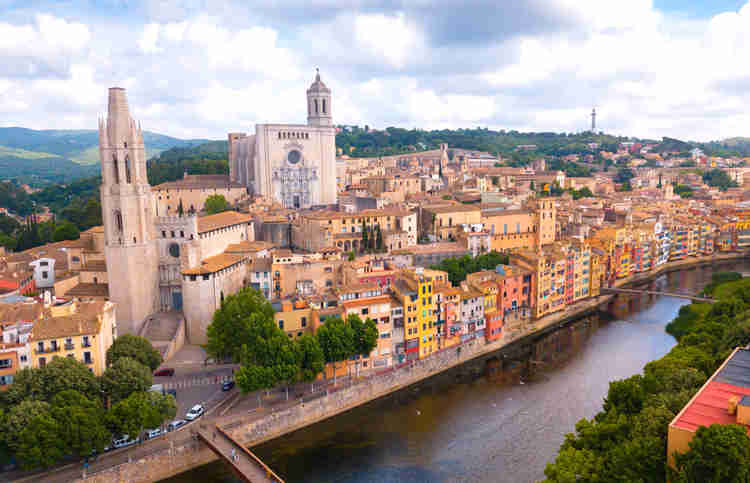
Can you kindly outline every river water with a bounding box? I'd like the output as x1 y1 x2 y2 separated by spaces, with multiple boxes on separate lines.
167 261 749 483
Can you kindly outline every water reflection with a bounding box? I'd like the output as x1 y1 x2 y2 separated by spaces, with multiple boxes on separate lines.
166 262 746 483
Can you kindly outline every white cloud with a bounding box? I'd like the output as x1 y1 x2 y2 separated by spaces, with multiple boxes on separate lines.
4 1 750 141
354 13 422 69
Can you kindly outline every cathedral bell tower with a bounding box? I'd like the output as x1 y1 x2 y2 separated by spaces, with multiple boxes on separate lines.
99 87 159 335
307 69 332 127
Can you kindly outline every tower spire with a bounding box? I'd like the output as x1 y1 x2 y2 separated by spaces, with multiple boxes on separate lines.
591 107 596 132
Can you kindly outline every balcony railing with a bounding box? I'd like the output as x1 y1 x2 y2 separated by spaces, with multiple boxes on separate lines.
35 346 60 354
64 343 75 350
82 342 92 348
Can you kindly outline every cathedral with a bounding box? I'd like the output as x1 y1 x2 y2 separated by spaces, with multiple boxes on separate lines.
228 70 337 209
100 88 255 341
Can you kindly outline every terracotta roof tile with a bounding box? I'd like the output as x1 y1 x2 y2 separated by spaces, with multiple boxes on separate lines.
197 211 252 234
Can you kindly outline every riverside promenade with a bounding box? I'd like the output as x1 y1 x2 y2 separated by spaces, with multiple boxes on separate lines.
26 251 747 483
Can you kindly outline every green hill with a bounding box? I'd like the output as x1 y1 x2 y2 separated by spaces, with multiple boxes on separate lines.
0 127 214 185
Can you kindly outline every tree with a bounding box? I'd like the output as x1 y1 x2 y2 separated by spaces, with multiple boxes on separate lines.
204 194 229 214
296 334 324 392
2 400 51 453
603 375 645 415
702 169 738 191
50 390 109 458
348 251 356 261
106 391 176 438
348 314 378 377
37 356 100 402
361 221 368 253
16 411 65 469
673 424 750 483
530 180 535 191
106 334 163 371
52 221 80 242
376 225 383 252
101 357 153 404
206 287 274 363
177 199 184 216
614 167 635 184
316 317 355 385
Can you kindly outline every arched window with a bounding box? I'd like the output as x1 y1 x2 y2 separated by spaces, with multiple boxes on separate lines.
112 154 119 184
322 99 326 114
114 210 123 232
125 154 132 183
314 99 318 113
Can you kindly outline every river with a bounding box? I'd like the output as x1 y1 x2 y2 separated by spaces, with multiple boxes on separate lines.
167 261 750 483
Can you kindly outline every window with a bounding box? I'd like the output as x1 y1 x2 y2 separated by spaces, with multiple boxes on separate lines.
42 271 48 279
0 359 11 369
301 317 307 327
39 357 46 367
20 355 26 363
82 336 90 347
83 352 92 364
0 375 13 385
361 308 369 315
37 342 44 353
40 261 48 267
279 321 284 330
322 99 326 113
125 154 131 183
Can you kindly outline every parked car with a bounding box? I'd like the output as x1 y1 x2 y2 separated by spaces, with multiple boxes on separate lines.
167 419 187 432
185 404 205 421
222 380 235 391
112 435 139 449
153 368 175 377
145 428 164 440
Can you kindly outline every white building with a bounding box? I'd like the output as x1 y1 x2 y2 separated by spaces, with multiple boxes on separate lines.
29 257 55 289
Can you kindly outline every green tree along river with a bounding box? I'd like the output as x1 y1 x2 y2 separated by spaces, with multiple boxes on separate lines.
166 261 750 483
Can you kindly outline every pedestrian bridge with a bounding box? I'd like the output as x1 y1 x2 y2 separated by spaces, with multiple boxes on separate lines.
197 424 284 483
601 287 716 303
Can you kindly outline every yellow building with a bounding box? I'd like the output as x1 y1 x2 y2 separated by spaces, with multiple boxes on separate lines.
30 301 116 376
395 268 444 358
274 298 317 340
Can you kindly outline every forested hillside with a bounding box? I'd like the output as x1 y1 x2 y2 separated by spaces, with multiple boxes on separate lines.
0 128 212 185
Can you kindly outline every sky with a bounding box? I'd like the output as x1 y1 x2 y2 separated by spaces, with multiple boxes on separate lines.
2 1 750 142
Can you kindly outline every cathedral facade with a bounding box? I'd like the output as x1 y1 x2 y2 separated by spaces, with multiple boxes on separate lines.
228 72 337 209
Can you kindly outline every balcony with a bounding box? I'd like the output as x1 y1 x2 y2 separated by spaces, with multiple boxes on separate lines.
82 342 92 348
35 346 60 354
64 343 75 351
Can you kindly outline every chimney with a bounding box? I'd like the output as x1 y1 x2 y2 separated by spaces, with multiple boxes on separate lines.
736 395 750 425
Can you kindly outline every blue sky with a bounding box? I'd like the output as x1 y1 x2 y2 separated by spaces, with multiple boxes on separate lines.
1 0 750 141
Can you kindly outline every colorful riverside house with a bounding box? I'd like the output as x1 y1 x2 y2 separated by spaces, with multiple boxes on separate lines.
392 278 419 362
458 286 485 342
395 268 441 359
435 284 461 348
717 220 736 252
698 221 716 255
737 218 750 251
654 221 671 267
669 222 689 261
630 226 653 273
614 243 632 279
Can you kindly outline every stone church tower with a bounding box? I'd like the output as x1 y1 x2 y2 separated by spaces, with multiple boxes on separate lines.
307 69 332 127
99 87 159 335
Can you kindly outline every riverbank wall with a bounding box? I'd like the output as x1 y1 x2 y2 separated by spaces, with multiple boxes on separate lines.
69 252 748 483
